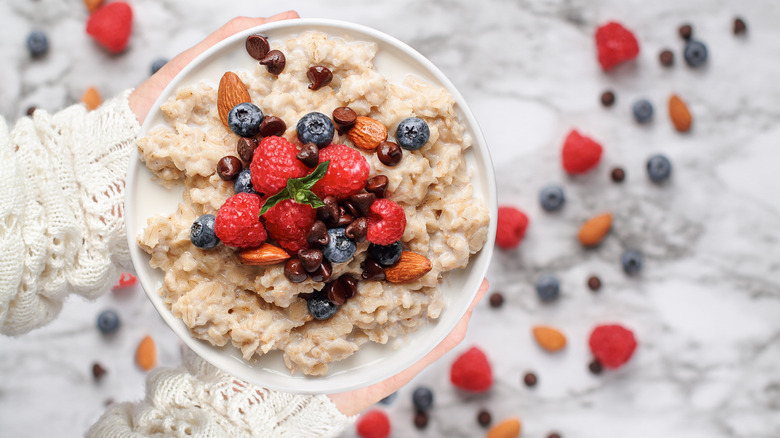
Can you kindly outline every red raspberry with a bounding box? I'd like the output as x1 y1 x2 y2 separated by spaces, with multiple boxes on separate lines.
112 272 137 290
366 198 406 245
215 193 267 248
589 324 637 369
356 409 391 438
496 206 528 249
312 144 370 200
262 199 316 253
595 22 640 71
561 129 603 174
251 136 310 196
450 346 493 392
86 2 133 54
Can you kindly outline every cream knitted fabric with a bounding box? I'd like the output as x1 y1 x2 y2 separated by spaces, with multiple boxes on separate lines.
87 348 354 437
0 90 139 336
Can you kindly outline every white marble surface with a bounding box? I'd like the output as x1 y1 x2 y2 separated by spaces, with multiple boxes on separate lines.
2 0 780 437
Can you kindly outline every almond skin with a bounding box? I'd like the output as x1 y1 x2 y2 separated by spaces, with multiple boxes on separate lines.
135 335 157 371
81 87 102 111
532 325 567 352
487 417 522 438
578 212 612 247
218 71 252 129
384 251 432 283
669 94 692 132
237 243 291 265
348 116 387 151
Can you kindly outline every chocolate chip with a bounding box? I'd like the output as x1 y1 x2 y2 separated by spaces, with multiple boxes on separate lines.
489 292 504 308
92 362 107 382
610 167 626 183
340 275 358 299
307 65 333 91
523 372 538 387
343 200 360 218
587 275 602 291
259 50 286 75
589 359 603 375
600 90 615 107
477 410 492 427
26 106 37 116
298 248 323 273
236 137 258 162
284 258 307 283
679 24 693 40
332 106 357 128
245 35 270 60
317 197 340 224
334 206 354 227
659 49 674 67
414 411 429 429
345 217 368 242
365 175 389 198
547 433 562 438
326 280 347 305
349 193 376 217
310 260 332 282
217 156 243 181
377 141 403 166
259 116 286 137
361 258 386 281
296 143 319 168
307 220 330 246
734 17 747 35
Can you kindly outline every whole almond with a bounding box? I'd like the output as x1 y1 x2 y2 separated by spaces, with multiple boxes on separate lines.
237 243 291 265
81 87 102 111
384 251 432 283
669 94 692 132
532 325 567 352
578 212 612 247
486 417 522 438
218 71 251 129
348 116 387 151
135 335 157 371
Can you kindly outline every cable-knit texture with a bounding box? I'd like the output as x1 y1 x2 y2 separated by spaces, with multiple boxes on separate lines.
87 349 355 437
0 90 139 335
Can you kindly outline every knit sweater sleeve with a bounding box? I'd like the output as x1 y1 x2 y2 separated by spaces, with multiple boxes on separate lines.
86 348 355 438
0 90 140 336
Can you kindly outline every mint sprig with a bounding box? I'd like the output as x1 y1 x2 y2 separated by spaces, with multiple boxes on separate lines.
259 161 330 216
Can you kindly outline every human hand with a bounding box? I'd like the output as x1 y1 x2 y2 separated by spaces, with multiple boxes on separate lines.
128 11 299 125
327 278 490 416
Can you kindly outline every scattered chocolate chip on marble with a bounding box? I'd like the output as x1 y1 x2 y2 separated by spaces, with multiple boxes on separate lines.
477 409 492 427
589 359 604 375
414 411 429 429
659 49 674 67
26 106 37 116
733 17 747 35
307 65 333 91
548 433 563 438
92 362 107 382
600 90 615 107
587 275 602 291
489 292 504 308
679 24 693 40
610 167 626 183
523 372 538 387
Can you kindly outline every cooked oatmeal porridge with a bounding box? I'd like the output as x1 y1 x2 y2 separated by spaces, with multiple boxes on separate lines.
136 31 489 375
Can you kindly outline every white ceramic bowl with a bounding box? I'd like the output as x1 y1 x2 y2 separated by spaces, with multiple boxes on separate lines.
125 18 497 394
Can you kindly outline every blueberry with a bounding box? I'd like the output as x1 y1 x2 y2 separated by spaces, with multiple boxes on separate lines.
190 214 220 249
368 241 403 266
307 293 339 320
296 112 335 148
150 58 168 75
539 184 565 212
535 275 560 302
395 117 430 150
26 31 49 58
323 228 356 263
683 40 708 67
632 99 654 124
646 154 672 183
234 169 257 195
379 391 398 405
228 102 264 137
96 310 120 334
412 386 434 412
621 250 643 275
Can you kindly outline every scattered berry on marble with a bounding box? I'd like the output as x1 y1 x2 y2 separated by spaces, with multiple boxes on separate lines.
86 1 133 54
678 24 693 40
245 34 270 60
259 50 286 75
190 214 220 249
561 129 603 174
589 358 604 375
535 274 561 302
413 411 429 429
532 325 567 352
489 292 505 308
477 409 492 427
233 169 257 195
297 112 335 148
486 416 522 438
659 49 674 67
307 65 333 90
733 17 747 35
92 362 107 382
594 22 640 71
112 272 137 290
395 117 430 150
368 241 403 266
496 206 529 249
26 31 49 57
632 99 654 124
589 324 638 369
578 212 613 247
356 409 391 438
683 40 708 67
307 292 339 320
150 57 168 75
646 154 672 183
312 144 370 199
228 102 264 137
587 275 602 291
450 346 493 392
217 156 243 181
215 193 267 248
366 198 407 246
378 391 397 405
621 249 644 275
412 386 434 412
322 227 357 263
600 90 615 107
251 136 311 196
523 371 538 387
263 199 317 253
96 309 120 334
610 167 626 183
539 184 565 212
135 335 157 371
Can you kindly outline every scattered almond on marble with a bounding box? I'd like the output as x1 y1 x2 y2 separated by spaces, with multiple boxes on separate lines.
237 243 291 265
81 86 102 111
532 325 567 352
486 416 522 438
669 94 692 132
135 335 157 371
384 251 432 283
348 116 388 151
577 212 612 247
217 71 251 129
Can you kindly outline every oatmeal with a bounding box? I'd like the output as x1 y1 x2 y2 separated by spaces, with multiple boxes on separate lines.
136 31 489 375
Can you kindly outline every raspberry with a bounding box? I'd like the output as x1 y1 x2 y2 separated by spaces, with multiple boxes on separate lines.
214 192 267 248
450 346 493 392
561 129 603 174
496 206 528 249
589 324 637 369
86 2 133 54
262 199 316 253
250 136 310 197
112 272 137 290
595 22 640 71
312 144 370 199
356 409 391 438
366 198 406 245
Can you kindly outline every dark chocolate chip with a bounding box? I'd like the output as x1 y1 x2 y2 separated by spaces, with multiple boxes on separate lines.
259 50 286 75
587 275 602 291
326 280 347 306
345 217 368 242
310 260 332 282
734 17 747 35
589 359 603 375
217 156 243 181
284 258 307 283
489 292 504 308
523 372 538 387
340 275 358 299
237 137 258 162
610 167 626 183
92 362 107 382
343 200 360 218
600 90 615 107
307 220 330 246
296 143 320 168
317 196 339 223
298 248 323 273
377 141 402 166
547 433 562 438
361 258 386 281
245 35 270 60
307 65 333 91
332 106 357 127
679 24 693 40
334 206 354 227
26 106 37 116
365 175 389 198
414 411 429 429
349 193 376 217
477 410 492 427
259 116 286 137
659 49 674 67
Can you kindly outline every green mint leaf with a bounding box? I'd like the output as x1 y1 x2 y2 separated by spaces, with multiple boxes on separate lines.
259 190 290 216
299 190 326 209
258 161 330 215
299 161 330 190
